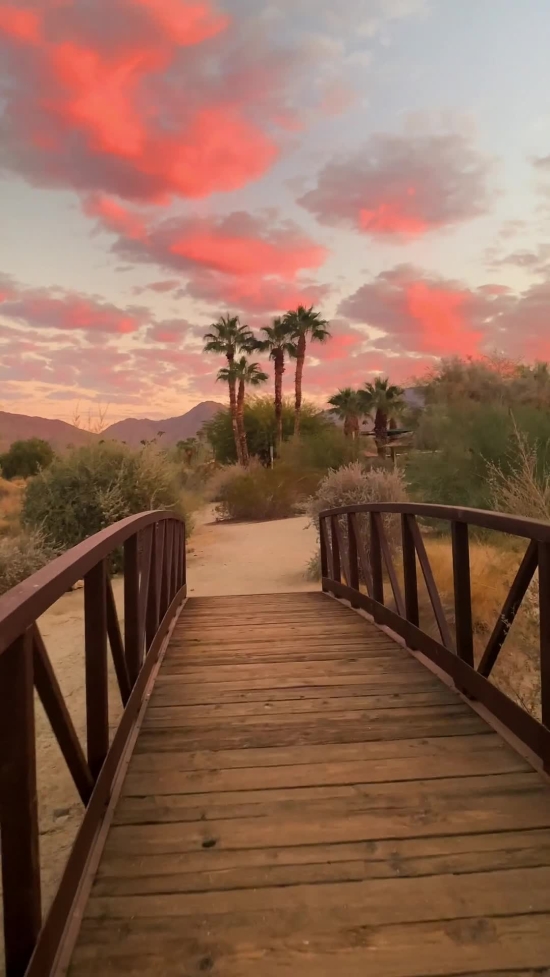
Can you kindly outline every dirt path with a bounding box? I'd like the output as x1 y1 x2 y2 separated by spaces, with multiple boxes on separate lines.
187 506 318 595
24 511 319 923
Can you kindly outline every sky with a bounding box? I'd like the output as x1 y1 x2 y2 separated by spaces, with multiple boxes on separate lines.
1 0 550 422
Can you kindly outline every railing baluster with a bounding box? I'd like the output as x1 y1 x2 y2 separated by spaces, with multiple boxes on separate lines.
161 521 174 616
408 516 453 650
347 513 360 607
181 521 187 592
355 514 373 597
478 540 538 677
374 511 405 616
330 515 341 584
106 574 131 706
138 526 153 660
539 542 550 734
370 511 384 604
0 629 42 977
155 521 165 626
146 523 159 650
452 521 474 667
32 626 93 804
124 533 141 687
402 514 419 627
84 560 109 779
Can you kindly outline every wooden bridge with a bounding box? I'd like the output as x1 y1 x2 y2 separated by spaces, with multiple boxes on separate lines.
1 504 550 977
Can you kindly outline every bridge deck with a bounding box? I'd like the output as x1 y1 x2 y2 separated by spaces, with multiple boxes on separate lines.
70 592 550 976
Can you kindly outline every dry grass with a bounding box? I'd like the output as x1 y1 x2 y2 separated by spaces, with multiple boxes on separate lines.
0 476 26 535
418 536 541 718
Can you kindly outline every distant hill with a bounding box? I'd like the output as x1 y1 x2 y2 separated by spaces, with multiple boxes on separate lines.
0 401 224 453
102 401 224 447
0 410 93 452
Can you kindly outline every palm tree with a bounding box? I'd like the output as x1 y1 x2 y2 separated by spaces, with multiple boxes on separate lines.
360 377 405 455
327 388 362 439
203 314 255 464
255 318 297 448
217 357 268 465
284 305 330 436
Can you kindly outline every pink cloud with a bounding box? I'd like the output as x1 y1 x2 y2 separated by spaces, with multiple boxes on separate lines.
339 264 550 365
88 205 330 313
298 132 493 238
0 0 324 203
0 272 149 335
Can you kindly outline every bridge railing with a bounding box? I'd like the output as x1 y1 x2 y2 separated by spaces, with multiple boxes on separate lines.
0 511 186 977
319 502 550 768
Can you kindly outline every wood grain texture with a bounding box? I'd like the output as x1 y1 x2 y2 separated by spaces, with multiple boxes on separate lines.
68 592 550 977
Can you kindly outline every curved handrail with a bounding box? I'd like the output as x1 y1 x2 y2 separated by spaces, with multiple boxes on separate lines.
319 501 550 541
319 502 550 769
0 509 180 656
0 510 187 977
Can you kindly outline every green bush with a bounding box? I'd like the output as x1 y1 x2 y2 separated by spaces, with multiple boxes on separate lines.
204 395 330 464
0 531 58 596
407 402 550 509
278 426 359 472
22 442 190 555
0 438 55 479
215 462 320 521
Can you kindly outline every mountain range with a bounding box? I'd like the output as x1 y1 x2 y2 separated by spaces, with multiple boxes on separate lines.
0 401 224 452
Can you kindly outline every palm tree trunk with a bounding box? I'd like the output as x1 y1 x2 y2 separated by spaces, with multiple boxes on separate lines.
236 379 249 466
274 352 284 449
374 409 388 458
228 376 243 465
294 335 306 436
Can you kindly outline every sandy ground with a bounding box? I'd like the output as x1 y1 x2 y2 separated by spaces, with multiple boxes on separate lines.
8 510 319 935
187 505 318 596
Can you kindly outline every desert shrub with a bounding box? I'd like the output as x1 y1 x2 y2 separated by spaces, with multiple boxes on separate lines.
0 438 55 479
204 396 329 464
0 476 26 536
305 462 409 576
278 426 359 472
0 530 58 595
215 462 320 521
488 421 550 522
22 442 191 556
407 401 550 509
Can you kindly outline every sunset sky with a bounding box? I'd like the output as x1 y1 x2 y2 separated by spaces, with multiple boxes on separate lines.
1 0 550 422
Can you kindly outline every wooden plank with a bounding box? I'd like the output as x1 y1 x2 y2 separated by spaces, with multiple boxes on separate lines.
70 912 550 977
113 770 544 825
135 711 486 753
151 678 447 707
122 746 526 796
142 701 471 731
128 732 504 773
94 828 550 894
144 688 459 723
96 828 550 880
85 865 550 920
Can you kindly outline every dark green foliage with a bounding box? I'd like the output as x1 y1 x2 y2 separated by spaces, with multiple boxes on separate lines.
204 396 329 464
22 442 187 558
0 438 55 479
407 402 550 509
278 426 359 472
